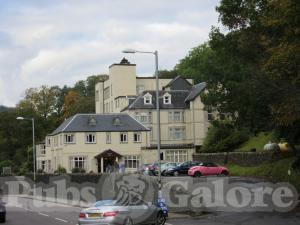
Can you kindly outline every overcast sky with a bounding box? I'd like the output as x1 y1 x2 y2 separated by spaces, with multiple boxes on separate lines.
0 0 220 107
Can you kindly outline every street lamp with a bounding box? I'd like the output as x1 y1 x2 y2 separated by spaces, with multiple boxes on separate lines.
122 48 162 192
16 116 36 182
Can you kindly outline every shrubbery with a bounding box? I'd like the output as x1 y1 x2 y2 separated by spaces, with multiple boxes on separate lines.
55 165 67 174
202 121 249 153
71 167 86 173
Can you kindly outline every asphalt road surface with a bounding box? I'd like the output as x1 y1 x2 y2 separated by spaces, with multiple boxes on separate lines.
2 197 300 225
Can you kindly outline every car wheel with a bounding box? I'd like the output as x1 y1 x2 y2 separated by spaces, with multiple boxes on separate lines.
123 217 133 225
194 171 201 177
173 171 179 176
155 211 166 225
220 171 229 176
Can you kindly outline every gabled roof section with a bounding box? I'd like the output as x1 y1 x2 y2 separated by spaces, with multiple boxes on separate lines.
185 82 206 102
164 75 193 90
50 113 150 135
123 90 190 110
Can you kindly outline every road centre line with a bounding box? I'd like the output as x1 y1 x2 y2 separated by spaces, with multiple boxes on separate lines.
55 217 68 223
39 212 50 217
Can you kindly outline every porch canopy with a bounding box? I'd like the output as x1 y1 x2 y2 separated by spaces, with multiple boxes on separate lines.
95 149 123 159
95 149 123 173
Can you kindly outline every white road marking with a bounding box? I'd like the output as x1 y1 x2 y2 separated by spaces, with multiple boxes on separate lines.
25 208 33 212
165 223 173 225
38 212 50 217
55 217 68 223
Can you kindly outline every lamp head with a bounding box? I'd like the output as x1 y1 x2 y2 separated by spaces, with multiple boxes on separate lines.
122 49 137 54
16 117 24 120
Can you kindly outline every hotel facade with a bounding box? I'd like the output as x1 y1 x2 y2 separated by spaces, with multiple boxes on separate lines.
37 59 212 173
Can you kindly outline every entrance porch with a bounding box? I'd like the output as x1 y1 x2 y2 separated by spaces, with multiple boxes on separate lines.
95 149 123 173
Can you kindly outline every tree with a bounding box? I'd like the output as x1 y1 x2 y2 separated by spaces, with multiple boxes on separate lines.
18 85 60 119
214 0 300 142
158 70 178 79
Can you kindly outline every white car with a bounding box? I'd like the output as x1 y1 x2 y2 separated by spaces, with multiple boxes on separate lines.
78 199 166 225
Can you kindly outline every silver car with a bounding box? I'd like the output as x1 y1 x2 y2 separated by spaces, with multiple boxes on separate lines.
78 199 166 225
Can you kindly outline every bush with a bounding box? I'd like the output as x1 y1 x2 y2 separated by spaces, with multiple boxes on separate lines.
55 165 67 174
17 162 31 175
71 167 86 173
0 160 14 174
36 168 44 174
202 121 249 153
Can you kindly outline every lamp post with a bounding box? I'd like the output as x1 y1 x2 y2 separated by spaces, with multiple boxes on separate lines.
17 117 36 182
122 49 162 192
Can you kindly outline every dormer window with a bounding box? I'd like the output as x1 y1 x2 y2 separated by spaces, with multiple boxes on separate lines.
144 93 152 105
163 93 171 104
113 117 121 126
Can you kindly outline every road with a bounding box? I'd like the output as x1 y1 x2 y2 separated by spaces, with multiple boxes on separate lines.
1 176 300 225
3 196 300 225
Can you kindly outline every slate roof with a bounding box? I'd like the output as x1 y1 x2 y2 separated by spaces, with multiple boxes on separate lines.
50 114 149 135
123 90 191 111
185 82 207 102
123 80 206 111
164 75 193 90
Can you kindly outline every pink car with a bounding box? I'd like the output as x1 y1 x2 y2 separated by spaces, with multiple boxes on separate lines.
188 162 229 177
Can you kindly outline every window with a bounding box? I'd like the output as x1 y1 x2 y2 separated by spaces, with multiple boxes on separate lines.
166 150 188 163
113 117 121 125
40 144 46 155
64 134 75 144
104 87 110 100
106 132 111 144
46 137 51 147
86 133 96 143
168 111 184 123
133 132 141 143
163 93 171 104
169 127 186 140
136 85 145 95
135 112 152 123
148 126 154 141
124 155 140 169
120 133 128 143
207 106 214 121
41 161 46 170
144 93 152 105
70 156 87 170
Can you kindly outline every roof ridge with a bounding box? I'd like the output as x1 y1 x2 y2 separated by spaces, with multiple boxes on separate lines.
61 114 78 132
127 94 143 109
128 114 151 131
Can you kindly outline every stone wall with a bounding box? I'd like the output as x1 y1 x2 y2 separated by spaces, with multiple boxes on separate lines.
193 151 294 166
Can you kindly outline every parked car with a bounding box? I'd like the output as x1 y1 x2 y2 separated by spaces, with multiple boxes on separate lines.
164 161 201 176
78 199 166 225
161 162 179 176
188 162 229 177
143 161 168 176
0 201 5 223
137 163 152 175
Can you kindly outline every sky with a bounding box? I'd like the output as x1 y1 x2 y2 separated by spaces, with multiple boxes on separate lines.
0 0 221 107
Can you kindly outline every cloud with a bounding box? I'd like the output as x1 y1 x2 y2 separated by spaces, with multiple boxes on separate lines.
0 0 221 106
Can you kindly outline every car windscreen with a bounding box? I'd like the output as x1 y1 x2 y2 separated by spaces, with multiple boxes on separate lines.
94 200 118 207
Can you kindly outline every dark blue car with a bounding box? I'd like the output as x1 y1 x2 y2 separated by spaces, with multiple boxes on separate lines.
164 161 201 176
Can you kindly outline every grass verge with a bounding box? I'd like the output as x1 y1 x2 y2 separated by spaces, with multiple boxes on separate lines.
237 132 275 152
227 157 300 192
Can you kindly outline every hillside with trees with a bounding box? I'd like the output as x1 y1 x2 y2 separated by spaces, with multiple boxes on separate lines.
0 74 108 174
